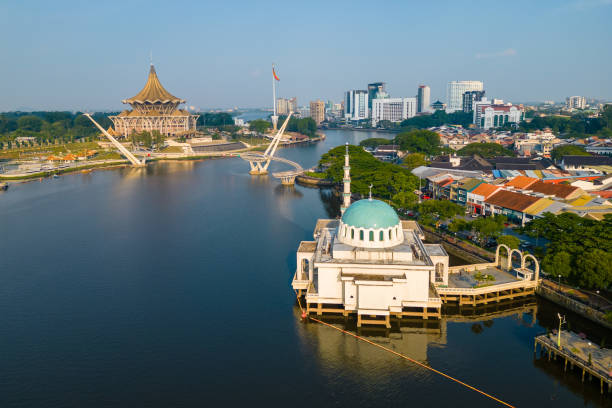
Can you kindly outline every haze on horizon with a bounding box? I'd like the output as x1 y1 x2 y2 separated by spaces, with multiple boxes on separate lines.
1 0 611 112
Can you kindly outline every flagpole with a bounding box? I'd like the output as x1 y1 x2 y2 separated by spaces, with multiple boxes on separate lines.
272 63 278 131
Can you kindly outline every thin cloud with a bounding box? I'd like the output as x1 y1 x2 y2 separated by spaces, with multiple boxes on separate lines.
475 48 517 59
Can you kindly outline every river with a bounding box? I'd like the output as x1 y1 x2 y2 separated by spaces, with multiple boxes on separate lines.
0 129 609 407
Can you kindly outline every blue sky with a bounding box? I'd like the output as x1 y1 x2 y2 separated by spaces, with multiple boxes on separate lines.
0 0 611 111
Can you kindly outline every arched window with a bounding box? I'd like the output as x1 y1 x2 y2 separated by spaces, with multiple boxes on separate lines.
389 229 392 240
369 231 374 241
359 230 364 240
379 231 384 241
351 228 354 239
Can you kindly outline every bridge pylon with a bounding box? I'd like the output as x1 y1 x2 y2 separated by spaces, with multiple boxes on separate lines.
248 160 268 175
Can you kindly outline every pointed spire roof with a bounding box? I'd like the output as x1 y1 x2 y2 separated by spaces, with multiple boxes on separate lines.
122 65 185 105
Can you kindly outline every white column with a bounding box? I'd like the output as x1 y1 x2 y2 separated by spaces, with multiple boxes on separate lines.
341 143 351 215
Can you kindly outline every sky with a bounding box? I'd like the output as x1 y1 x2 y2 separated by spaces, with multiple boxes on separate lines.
0 0 611 111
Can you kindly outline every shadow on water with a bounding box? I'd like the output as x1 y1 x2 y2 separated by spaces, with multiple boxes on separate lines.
319 187 341 218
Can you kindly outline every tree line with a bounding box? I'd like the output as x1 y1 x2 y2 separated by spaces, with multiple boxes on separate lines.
319 144 419 207
519 212 612 289
0 111 113 144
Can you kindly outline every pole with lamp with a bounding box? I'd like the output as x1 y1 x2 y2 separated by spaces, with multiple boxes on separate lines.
557 313 566 348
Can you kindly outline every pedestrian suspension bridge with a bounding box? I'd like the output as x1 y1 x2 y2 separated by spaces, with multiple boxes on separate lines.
240 112 304 185
84 113 146 167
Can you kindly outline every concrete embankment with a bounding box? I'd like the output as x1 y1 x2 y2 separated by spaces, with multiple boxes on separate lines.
295 175 336 187
421 226 493 264
536 285 612 330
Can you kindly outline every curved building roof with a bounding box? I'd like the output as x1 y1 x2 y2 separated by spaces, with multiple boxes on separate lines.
123 65 185 105
341 199 400 229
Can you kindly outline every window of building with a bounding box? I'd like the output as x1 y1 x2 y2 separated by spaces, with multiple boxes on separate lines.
379 231 384 241
351 228 354 239
359 230 364 240
369 231 374 241
435 263 444 282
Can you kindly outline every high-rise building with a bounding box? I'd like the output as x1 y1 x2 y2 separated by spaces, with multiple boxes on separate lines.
344 90 369 121
367 82 387 109
473 98 525 129
566 96 586 110
309 100 325 125
446 81 484 112
462 90 485 113
371 98 416 126
417 85 430 113
277 97 297 115
288 97 297 113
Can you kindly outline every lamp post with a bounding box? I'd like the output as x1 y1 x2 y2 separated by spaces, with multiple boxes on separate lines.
557 313 566 348
558 274 562 291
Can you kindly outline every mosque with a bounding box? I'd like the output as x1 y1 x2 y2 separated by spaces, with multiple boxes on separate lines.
292 144 540 328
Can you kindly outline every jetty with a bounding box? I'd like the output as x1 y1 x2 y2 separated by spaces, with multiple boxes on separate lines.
534 331 612 394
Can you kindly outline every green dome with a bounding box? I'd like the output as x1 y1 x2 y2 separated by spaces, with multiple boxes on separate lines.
341 199 400 229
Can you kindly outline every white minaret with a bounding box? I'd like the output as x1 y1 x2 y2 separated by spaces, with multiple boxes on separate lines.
341 142 351 215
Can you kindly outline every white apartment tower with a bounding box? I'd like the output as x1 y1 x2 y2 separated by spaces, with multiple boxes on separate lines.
446 81 484 112
417 85 430 113
344 90 369 121
566 96 586 110
371 98 416 126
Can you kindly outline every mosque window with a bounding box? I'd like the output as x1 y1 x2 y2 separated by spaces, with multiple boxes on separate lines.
389 229 392 240
379 231 384 241
351 228 354 239
369 231 374 241
359 230 364 240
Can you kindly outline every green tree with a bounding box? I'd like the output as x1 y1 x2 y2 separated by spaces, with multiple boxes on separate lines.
17 115 44 132
394 129 440 155
401 153 428 170
601 105 612 130
320 145 418 200
496 235 520 249
550 145 590 161
249 119 270 134
359 138 391 149
416 200 464 222
449 218 470 233
471 215 507 244
392 191 418 209
457 143 515 158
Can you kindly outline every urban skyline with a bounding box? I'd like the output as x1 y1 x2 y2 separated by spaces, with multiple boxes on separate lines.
1 0 611 111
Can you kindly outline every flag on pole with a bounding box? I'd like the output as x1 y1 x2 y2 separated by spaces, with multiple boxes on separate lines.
272 66 280 81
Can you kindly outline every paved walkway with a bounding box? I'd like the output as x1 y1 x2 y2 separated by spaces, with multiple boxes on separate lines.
449 267 519 289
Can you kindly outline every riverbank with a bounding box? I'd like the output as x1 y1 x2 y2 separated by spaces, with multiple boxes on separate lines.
324 126 399 134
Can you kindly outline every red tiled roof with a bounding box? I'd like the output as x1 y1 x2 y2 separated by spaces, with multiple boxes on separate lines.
471 183 501 199
485 190 541 212
529 181 580 199
505 176 538 189
593 190 612 199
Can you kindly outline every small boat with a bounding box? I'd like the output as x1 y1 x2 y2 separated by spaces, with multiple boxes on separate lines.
81 169 92 174
52 174 60 179
0 182 8 191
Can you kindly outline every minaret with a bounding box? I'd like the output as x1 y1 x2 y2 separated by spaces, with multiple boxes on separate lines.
341 143 351 215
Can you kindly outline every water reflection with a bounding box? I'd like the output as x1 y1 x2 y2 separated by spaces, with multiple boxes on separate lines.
294 300 538 371
319 188 341 218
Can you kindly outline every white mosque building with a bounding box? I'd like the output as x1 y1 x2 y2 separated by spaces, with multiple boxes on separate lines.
292 144 449 327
